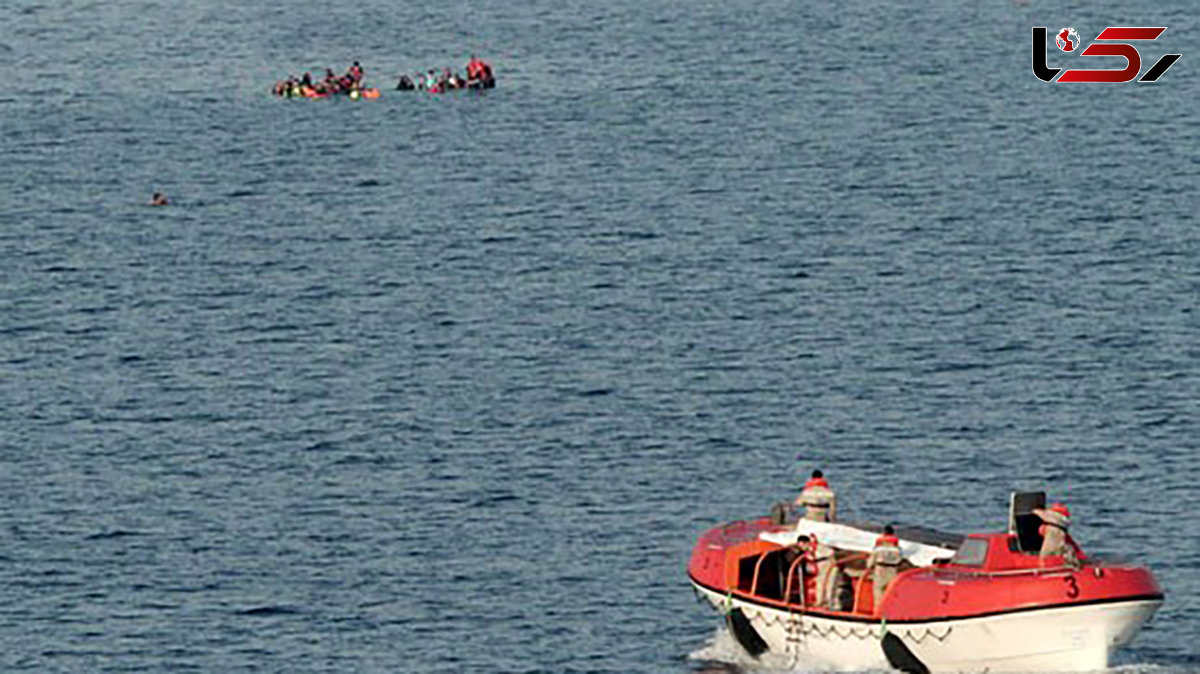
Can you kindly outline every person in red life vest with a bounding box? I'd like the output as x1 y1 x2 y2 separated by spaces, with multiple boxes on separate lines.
150 192 169 206
1032 502 1080 568
786 534 838 609
867 524 903 610
347 61 364 86
466 54 494 88
794 469 837 522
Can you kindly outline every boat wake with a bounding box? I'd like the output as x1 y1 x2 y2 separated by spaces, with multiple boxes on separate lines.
688 626 754 670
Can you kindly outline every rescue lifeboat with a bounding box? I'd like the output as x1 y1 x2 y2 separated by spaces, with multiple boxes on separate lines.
688 492 1163 673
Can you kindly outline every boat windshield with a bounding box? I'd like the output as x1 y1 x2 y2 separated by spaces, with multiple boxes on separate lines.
950 537 989 566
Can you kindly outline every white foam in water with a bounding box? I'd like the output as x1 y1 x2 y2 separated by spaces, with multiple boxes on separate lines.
688 626 757 668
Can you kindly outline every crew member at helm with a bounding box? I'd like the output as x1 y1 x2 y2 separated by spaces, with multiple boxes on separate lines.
867 524 903 610
1033 502 1079 568
795 469 837 522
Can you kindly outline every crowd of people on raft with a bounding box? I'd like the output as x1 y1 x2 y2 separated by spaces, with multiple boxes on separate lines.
273 61 368 98
786 468 1081 611
272 56 495 98
396 55 494 92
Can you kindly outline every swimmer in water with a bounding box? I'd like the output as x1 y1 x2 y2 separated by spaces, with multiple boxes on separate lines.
150 192 169 206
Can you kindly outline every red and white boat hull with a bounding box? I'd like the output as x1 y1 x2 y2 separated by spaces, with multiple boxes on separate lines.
693 582 1162 672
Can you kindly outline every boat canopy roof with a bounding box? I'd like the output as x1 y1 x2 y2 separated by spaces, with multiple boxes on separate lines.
760 519 960 567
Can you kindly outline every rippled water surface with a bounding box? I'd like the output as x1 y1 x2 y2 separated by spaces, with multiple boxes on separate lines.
2 0 1198 672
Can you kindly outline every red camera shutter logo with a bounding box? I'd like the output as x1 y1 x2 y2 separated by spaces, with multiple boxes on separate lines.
1032 26 1182 83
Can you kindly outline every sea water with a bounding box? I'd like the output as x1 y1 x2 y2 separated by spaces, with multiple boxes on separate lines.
1 0 1197 671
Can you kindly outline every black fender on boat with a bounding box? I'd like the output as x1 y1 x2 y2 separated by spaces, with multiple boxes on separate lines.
882 632 930 674
726 607 769 658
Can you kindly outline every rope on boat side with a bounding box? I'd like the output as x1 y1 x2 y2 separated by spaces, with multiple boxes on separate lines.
738 604 952 645
791 619 950 644
787 620 882 641
901 626 954 643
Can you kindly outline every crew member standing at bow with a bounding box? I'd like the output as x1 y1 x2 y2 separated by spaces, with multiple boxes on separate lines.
867 524 903 610
1033 502 1079 568
795 469 837 522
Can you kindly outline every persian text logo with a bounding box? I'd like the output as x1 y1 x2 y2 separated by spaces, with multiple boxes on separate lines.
1033 26 1181 83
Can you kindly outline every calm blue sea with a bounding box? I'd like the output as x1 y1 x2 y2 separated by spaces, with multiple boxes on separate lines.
2 0 1197 672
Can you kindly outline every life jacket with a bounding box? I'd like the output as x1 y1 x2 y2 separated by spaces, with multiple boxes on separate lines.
1038 505 1071 536
799 477 834 508
873 534 902 567
809 536 834 563
469 60 491 79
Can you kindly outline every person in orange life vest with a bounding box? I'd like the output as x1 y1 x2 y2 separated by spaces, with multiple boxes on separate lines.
467 55 494 86
1033 502 1079 568
867 524 903 609
787 534 837 608
794 469 837 522
466 55 483 80
809 533 841 609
